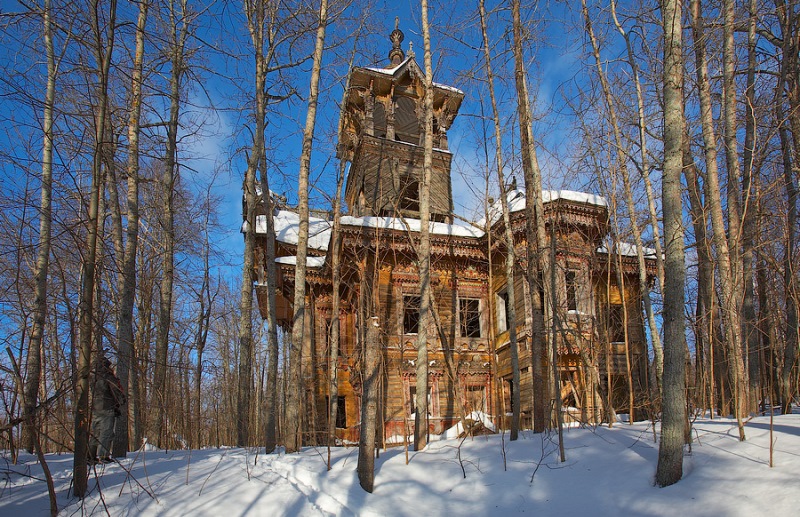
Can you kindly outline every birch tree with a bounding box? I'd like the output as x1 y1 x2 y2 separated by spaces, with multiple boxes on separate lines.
479 0 519 440
285 0 328 454
413 0 435 452
690 0 747 439
511 0 549 433
22 0 57 455
111 0 148 457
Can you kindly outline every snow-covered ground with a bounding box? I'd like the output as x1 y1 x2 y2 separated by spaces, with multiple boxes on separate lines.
2 412 799 516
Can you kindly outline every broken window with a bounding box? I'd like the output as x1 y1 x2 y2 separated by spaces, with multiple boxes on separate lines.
609 304 626 342
565 269 578 311
459 298 482 338
399 179 419 212
403 295 421 334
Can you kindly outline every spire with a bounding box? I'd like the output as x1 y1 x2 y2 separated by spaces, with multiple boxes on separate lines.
388 17 405 66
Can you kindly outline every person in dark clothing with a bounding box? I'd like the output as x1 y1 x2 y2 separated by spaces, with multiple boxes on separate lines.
88 355 125 464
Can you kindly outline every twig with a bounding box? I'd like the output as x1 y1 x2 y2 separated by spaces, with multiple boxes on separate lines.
199 449 228 496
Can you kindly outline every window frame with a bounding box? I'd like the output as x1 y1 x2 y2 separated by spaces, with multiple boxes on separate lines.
495 287 510 334
565 269 578 312
403 295 421 335
459 297 482 338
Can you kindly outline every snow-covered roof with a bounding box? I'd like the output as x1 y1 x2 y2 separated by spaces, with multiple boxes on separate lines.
275 255 326 268
364 56 412 74
258 210 484 264
597 242 657 258
361 57 465 96
339 215 484 238
479 189 608 227
256 211 332 251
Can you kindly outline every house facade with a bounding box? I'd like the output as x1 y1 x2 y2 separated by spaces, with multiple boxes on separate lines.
252 28 653 445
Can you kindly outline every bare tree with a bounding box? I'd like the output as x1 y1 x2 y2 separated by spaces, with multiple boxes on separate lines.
22 0 57 455
153 0 190 448
285 0 328 454
690 0 747 439
413 0 435 452
111 0 149 458
478 0 519 440
775 0 799 414
656 0 687 488
73 0 117 499
511 0 549 433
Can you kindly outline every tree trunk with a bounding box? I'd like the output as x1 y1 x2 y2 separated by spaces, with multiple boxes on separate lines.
237 49 258 446
511 0 550 433
285 0 328 453
111 0 147 458
683 131 717 416
152 0 188 449
655 0 687 488
479 0 519 440
22 0 56 454
583 0 663 407
327 148 346 455
776 0 799 415
74 0 116 499
691 0 747 439
741 0 760 413
357 316 380 492
414 0 434 452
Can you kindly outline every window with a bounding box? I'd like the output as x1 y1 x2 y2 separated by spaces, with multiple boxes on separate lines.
496 288 510 333
459 298 482 338
565 270 578 311
394 97 420 144
326 396 347 428
399 180 419 212
609 304 626 342
337 396 346 428
409 386 432 415
373 103 387 137
465 385 486 413
403 295 421 334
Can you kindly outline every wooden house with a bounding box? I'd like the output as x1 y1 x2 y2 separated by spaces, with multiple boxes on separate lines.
251 27 654 445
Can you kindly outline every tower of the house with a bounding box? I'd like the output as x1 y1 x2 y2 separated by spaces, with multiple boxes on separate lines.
337 22 464 223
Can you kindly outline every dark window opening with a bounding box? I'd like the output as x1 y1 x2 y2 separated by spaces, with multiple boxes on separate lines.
399 180 419 212
373 103 387 138
460 298 482 338
506 378 515 413
566 270 578 311
609 304 626 342
326 396 347 428
404 295 421 334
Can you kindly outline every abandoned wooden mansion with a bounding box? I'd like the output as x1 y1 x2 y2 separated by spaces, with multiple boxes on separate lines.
251 28 655 444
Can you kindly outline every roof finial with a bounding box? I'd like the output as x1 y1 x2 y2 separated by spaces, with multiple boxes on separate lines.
388 18 405 67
